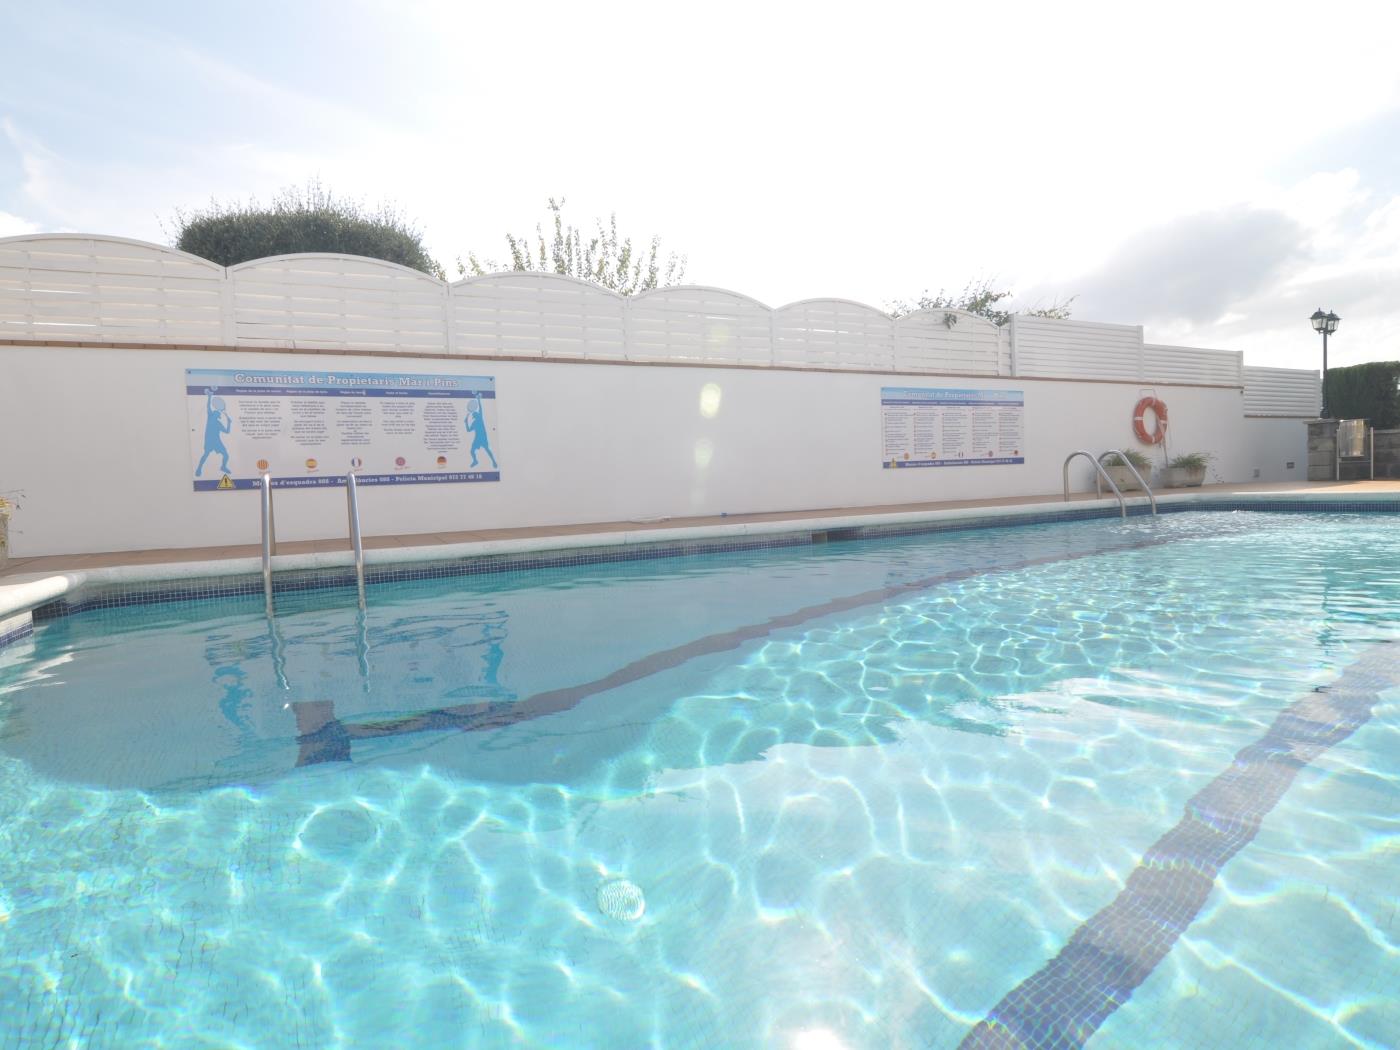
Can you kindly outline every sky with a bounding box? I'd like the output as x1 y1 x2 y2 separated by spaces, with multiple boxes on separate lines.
2 0 1399 370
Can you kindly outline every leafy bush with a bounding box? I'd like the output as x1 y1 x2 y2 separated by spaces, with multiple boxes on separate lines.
172 180 443 278
887 278 1075 325
1103 449 1152 471
0 490 18 557
459 197 686 295
1168 452 1210 470
1323 361 1400 427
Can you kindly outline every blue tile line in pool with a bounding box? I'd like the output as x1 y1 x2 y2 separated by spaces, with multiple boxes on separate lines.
959 640 1398 1050
18 498 1400 628
0 617 33 649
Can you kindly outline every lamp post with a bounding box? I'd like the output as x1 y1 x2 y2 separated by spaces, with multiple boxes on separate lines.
1310 308 1341 417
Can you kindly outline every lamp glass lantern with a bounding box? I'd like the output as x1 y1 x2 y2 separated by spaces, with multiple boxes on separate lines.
1311 308 1342 418
1312 309 1341 334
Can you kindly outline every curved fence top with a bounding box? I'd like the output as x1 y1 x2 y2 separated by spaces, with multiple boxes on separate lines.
229 252 447 282
0 232 225 272
0 232 1283 387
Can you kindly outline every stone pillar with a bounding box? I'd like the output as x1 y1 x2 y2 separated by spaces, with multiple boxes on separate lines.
1307 420 1337 481
1373 429 1400 479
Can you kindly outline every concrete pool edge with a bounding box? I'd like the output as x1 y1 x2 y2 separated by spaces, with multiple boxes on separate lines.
3 488 1400 632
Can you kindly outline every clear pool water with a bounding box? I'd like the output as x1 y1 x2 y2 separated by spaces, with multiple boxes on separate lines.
0 511 1397 1048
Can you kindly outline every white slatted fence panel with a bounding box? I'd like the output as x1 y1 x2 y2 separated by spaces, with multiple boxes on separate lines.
772 299 894 371
1011 315 1144 380
451 274 626 359
1243 366 1321 416
231 255 448 352
628 287 772 365
894 308 1001 375
3 236 1286 395
0 235 224 344
1144 343 1242 385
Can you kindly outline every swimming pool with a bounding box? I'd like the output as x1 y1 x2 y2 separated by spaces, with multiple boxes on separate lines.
0 510 1396 1048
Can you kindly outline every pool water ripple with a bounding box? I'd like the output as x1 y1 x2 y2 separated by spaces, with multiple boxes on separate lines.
0 512 1398 1047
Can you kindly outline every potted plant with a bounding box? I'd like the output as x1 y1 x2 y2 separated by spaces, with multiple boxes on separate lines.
1163 452 1210 488
1102 449 1153 491
0 492 14 572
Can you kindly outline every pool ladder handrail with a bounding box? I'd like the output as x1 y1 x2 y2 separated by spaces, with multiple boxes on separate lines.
260 471 367 617
261 472 276 617
1062 450 1128 518
346 472 366 611
1094 449 1158 515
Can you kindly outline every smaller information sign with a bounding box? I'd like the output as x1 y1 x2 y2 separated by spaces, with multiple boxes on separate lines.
881 387 1024 468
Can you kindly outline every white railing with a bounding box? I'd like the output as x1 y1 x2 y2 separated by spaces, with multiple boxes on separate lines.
1008 315 1145 380
231 254 449 354
451 272 626 361
0 233 1307 390
1243 366 1322 416
0 234 225 345
1144 343 1244 386
630 286 774 366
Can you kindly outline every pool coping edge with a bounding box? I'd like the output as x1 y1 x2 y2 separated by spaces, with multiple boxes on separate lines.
3 489 1398 630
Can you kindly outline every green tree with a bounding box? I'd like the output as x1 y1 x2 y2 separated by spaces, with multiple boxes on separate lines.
171 180 444 278
460 197 686 295
888 278 1075 326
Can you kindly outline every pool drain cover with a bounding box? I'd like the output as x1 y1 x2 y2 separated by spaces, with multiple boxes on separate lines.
596 878 646 922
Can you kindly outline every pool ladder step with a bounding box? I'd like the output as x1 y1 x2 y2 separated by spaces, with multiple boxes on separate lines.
1061 450 1157 518
260 472 367 617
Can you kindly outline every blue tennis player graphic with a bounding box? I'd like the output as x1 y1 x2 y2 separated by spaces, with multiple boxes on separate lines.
196 388 233 476
466 395 497 469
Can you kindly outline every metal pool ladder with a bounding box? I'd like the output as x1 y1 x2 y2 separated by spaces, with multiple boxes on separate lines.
1095 449 1157 515
345 472 367 611
259 472 368 617
260 473 277 617
1063 450 1127 518
1061 450 1157 518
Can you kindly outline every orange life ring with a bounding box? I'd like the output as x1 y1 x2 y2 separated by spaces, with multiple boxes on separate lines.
1133 397 1168 444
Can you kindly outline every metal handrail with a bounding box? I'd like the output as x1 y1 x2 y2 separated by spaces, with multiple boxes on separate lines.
260 473 277 617
1095 449 1158 515
354 609 371 693
267 616 290 691
1063 450 1127 518
346 472 366 611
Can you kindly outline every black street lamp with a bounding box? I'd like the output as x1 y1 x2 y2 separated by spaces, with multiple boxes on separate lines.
1310 308 1341 417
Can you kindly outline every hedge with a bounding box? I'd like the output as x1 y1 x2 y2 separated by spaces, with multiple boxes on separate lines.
1324 361 1400 428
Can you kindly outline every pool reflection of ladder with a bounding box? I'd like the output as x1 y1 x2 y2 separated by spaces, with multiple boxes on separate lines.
260 472 367 617
1061 449 1157 518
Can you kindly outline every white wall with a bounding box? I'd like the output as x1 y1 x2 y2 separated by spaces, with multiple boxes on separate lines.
1241 418 1310 482
0 345 1260 557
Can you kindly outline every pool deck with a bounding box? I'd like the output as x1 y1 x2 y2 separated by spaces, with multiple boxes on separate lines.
3 479 1400 627
6 479 1400 579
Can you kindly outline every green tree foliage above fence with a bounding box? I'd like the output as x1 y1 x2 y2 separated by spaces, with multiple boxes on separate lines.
460 197 686 295
1324 361 1400 427
172 181 444 278
887 278 1075 326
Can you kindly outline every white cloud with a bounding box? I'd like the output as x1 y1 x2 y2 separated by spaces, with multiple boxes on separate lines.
1 118 61 221
0 210 38 238
3 0 1400 370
